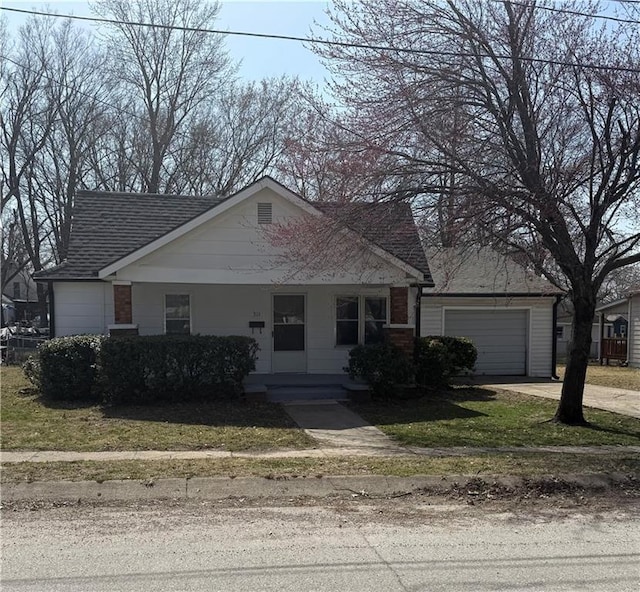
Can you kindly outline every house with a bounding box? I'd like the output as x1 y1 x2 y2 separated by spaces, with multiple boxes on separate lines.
1 264 40 324
34 177 432 374
596 294 637 366
419 248 562 377
556 299 612 360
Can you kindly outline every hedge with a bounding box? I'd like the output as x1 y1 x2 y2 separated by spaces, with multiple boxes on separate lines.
23 334 259 405
100 334 259 404
346 342 414 398
414 336 477 386
346 336 477 395
31 335 103 401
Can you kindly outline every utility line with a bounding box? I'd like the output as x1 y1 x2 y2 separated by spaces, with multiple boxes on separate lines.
1 6 640 74
489 0 640 24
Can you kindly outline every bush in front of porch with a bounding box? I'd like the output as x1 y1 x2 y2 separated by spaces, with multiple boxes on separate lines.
346 336 477 397
24 334 259 404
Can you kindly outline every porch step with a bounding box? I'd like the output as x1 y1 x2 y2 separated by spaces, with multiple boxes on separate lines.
266 385 349 403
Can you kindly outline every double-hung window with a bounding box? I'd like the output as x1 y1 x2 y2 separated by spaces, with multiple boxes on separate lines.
336 296 387 346
165 294 191 335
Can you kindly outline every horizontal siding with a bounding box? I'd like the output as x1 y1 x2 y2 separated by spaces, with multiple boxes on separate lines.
117 188 409 285
132 283 390 374
54 282 111 337
631 296 640 368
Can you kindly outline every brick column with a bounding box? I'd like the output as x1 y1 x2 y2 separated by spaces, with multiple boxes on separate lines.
386 286 414 356
390 287 408 324
113 284 132 324
385 327 414 355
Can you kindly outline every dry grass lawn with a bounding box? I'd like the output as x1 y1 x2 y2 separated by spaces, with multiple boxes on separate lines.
0 366 315 452
557 364 640 391
3 453 639 484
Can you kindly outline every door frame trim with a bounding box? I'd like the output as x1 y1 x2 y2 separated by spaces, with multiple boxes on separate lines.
271 292 307 373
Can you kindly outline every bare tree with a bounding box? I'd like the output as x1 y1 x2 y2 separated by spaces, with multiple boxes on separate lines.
92 0 232 193
307 0 640 424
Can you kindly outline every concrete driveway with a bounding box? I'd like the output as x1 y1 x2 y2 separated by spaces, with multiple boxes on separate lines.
459 377 640 419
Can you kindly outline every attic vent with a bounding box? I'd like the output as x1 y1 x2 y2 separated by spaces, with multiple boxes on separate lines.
257 202 272 224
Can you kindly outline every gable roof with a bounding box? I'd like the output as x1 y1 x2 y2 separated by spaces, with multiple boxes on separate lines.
423 248 561 296
35 177 432 284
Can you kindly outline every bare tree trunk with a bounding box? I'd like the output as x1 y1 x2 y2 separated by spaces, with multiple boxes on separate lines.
555 293 595 425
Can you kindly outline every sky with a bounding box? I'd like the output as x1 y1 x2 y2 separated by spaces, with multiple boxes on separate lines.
0 0 332 83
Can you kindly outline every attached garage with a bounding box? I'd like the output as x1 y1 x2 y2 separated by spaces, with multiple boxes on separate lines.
419 248 564 378
443 309 528 375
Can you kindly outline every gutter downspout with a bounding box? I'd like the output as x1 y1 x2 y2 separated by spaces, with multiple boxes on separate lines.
551 295 561 380
47 281 55 338
627 297 632 366
415 287 422 338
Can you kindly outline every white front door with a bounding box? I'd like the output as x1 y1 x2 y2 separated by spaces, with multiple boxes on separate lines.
272 294 307 373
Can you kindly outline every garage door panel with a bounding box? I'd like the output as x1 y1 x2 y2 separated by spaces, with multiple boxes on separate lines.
444 310 527 375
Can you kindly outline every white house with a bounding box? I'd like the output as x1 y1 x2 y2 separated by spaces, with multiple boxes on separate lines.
36 178 561 377
35 177 430 375
420 248 562 377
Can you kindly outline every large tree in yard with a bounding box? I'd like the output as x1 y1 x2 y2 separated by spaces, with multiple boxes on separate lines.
308 0 640 424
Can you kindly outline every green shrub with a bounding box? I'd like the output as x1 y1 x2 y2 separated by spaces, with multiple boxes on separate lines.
414 336 477 386
346 342 414 398
22 355 41 389
36 335 103 401
100 334 259 405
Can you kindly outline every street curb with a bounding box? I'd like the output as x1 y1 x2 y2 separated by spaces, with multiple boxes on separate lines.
1 472 635 503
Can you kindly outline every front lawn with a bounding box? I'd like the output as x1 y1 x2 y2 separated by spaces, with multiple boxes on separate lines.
2 453 639 483
350 387 640 448
0 366 315 452
557 364 640 391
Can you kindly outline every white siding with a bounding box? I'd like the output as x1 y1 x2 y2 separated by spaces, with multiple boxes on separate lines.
132 283 390 374
53 282 112 336
630 295 640 368
115 188 410 285
420 296 555 377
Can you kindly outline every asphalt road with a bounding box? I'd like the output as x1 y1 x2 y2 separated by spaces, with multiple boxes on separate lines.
2 497 639 592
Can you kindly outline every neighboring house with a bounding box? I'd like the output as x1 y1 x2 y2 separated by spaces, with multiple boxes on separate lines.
556 299 612 360
420 248 562 377
1 265 40 323
34 177 432 374
596 294 637 366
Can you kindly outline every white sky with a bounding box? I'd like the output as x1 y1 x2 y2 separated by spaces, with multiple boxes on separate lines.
0 0 332 83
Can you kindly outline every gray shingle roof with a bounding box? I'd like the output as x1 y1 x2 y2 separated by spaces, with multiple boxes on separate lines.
35 192 222 280
424 248 560 295
36 181 432 283
312 201 432 281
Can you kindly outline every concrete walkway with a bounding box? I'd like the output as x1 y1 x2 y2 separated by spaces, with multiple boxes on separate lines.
2 445 639 464
282 402 402 452
472 380 640 419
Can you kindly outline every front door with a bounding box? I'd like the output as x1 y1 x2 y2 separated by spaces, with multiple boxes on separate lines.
272 294 306 373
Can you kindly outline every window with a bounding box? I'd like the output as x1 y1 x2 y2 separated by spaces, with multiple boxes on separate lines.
364 297 387 344
336 297 359 346
165 294 190 335
336 296 387 346
12 282 20 300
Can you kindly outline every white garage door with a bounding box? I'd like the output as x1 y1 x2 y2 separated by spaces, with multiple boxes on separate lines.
444 309 528 375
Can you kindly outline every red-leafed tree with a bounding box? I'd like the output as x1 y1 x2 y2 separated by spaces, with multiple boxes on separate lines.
293 0 640 424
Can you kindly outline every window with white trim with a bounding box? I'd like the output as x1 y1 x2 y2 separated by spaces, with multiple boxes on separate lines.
336 296 387 346
165 294 191 335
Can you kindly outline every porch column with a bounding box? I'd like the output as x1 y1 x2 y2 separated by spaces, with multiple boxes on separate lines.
386 286 414 356
109 281 138 336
